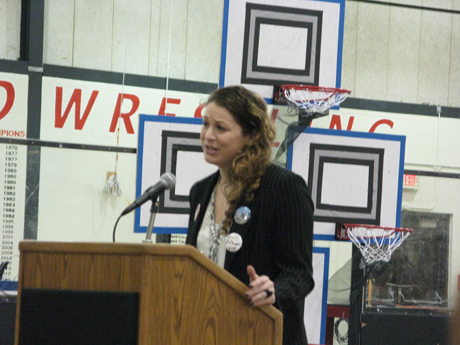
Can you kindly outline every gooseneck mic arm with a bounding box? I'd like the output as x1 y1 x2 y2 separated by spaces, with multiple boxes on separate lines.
120 173 176 216
143 200 159 243
112 173 176 243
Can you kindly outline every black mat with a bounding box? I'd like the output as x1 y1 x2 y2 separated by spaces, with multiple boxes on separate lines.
18 288 139 345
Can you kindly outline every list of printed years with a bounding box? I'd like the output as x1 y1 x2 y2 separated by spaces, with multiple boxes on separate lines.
0 144 26 281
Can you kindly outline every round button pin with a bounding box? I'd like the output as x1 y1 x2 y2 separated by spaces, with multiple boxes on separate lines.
234 206 251 225
225 233 243 252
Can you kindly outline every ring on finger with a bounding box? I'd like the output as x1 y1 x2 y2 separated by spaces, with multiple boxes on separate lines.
265 289 273 298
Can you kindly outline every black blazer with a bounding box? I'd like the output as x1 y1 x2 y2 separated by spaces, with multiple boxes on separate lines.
187 164 315 345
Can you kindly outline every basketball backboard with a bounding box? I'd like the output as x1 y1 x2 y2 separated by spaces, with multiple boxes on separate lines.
220 0 346 101
287 127 407 240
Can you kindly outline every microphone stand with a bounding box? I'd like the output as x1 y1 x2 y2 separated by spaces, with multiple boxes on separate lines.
142 198 159 244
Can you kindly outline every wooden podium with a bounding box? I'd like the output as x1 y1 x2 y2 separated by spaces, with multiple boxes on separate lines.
15 241 283 345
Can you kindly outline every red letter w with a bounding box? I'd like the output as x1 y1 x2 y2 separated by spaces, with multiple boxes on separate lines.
55 87 99 129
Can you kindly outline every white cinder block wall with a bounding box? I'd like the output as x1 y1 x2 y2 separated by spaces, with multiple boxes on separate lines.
0 0 459 305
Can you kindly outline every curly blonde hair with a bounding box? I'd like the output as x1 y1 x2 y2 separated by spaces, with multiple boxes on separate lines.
206 86 276 233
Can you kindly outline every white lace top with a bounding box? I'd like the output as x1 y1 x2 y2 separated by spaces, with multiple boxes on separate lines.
196 189 227 267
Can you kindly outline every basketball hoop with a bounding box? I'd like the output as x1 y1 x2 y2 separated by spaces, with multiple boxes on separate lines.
340 224 413 267
272 84 351 161
278 84 351 116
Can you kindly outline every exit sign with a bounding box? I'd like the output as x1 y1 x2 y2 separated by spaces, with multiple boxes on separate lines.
404 174 419 189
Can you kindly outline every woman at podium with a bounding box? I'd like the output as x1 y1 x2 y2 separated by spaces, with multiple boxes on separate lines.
186 85 315 345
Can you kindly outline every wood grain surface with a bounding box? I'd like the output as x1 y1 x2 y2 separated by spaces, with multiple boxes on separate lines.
15 241 282 345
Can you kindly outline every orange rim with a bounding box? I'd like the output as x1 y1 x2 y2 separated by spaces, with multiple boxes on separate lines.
343 223 413 234
281 84 351 95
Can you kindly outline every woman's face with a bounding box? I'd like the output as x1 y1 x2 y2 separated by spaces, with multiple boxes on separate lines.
201 102 249 170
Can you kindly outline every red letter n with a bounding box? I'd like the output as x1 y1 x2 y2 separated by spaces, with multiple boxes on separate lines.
329 114 354 130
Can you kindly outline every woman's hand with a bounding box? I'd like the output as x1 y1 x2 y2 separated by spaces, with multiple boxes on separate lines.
245 265 276 306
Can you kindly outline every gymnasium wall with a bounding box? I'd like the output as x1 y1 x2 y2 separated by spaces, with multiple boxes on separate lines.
0 0 459 305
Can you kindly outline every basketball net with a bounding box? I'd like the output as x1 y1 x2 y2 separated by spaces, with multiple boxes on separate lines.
342 224 412 267
282 85 351 115
274 85 351 161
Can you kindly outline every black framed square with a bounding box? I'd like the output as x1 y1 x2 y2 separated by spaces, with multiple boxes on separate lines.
316 156 374 213
308 143 384 225
159 130 202 214
252 17 313 76
241 2 322 86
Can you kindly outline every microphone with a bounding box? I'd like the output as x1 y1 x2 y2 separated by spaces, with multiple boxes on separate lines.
121 173 176 216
